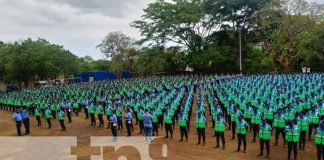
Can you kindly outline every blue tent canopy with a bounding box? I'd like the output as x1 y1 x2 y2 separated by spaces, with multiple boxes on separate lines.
75 71 116 82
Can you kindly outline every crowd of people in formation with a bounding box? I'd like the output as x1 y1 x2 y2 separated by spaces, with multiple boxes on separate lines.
1 73 323 160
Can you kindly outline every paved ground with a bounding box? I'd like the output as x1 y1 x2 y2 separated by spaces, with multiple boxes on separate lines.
0 96 318 160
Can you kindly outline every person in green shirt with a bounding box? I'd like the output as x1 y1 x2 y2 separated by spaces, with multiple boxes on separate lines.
50 103 57 119
296 111 309 150
164 109 173 139
285 120 301 160
314 121 324 160
244 104 253 133
264 104 274 128
72 100 79 117
274 108 287 146
196 113 206 145
152 109 159 136
214 113 226 149
230 105 243 140
116 105 123 131
88 102 96 126
236 115 248 153
308 107 320 140
35 107 41 126
58 107 66 131
138 107 144 134
45 107 52 129
251 106 262 143
258 118 272 158
96 102 104 128
179 112 188 142
105 104 112 129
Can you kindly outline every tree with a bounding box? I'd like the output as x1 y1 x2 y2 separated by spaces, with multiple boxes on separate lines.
97 31 136 77
254 0 322 71
97 31 133 59
131 0 221 69
131 0 272 71
0 38 80 88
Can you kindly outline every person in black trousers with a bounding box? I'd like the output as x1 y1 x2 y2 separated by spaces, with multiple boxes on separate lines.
237 116 248 153
179 112 188 142
21 108 30 135
35 110 42 126
315 121 324 160
13 109 23 136
66 103 72 123
125 109 132 136
110 111 118 141
58 108 66 131
84 99 89 119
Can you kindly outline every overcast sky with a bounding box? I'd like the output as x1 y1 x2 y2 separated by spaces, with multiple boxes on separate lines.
0 0 323 60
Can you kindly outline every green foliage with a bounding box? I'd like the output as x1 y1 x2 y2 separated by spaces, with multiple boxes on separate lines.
244 44 275 73
0 38 80 87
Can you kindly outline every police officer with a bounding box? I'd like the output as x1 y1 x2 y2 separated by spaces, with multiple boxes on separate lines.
83 97 89 119
297 111 309 150
314 121 324 160
196 112 207 146
58 107 66 131
65 100 72 123
179 112 188 142
45 107 52 129
285 120 301 160
236 115 248 153
21 107 30 135
12 109 23 136
125 109 132 136
110 111 118 141
274 108 287 146
258 118 271 158
35 107 42 126
214 113 226 149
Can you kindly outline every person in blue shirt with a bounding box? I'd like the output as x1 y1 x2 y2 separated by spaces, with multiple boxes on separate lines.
12 109 23 136
125 109 132 137
21 107 30 135
65 100 72 123
83 98 89 119
109 111 118 141
143 109 153 144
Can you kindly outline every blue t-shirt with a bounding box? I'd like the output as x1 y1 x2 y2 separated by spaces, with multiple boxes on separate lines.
143 113 153 128
125 112 132 121
21 110 29 119
110 115 117 123
13 113 22 122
